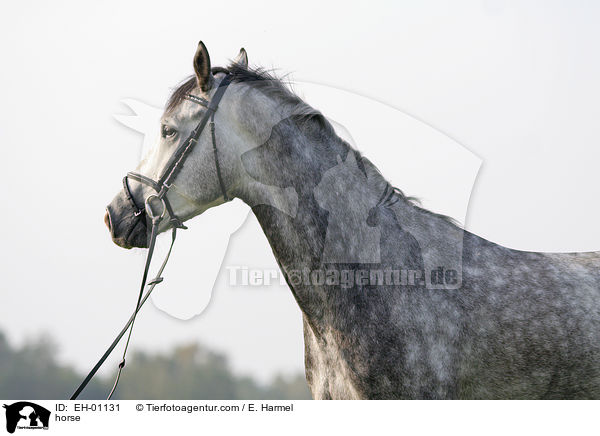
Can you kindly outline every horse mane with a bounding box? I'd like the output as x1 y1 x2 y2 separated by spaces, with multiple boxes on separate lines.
165 62 457 225
166 62 329 128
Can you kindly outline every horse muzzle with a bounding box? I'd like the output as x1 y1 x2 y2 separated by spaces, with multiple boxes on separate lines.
105 189 150 249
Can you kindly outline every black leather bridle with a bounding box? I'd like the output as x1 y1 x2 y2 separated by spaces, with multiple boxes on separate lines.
71 74 233 400
126 74 232 228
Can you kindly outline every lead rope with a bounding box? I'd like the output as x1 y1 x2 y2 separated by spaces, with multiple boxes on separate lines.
105 217 159 400
70 221 177 400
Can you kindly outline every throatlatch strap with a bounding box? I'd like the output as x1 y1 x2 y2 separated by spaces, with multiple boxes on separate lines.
210 112 229 202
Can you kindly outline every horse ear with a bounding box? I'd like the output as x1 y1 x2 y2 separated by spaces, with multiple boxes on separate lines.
233 48 248 68
193 41 213 92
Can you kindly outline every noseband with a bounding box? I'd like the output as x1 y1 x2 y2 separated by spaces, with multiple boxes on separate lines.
71 74 233 400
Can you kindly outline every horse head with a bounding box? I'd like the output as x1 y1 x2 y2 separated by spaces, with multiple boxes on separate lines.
105 42 258 248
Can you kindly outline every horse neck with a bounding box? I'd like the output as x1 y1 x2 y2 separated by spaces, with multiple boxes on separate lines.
239 113 386 260
237 112 449 320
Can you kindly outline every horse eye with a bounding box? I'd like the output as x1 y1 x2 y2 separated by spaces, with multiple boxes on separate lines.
161 125 177 138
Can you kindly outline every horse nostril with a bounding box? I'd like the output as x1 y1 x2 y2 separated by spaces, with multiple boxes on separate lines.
104 209 112 233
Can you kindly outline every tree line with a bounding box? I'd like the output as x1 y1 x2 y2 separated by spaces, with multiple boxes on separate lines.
0 331 311 400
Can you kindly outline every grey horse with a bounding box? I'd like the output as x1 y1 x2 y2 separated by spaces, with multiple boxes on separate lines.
105 42 600 399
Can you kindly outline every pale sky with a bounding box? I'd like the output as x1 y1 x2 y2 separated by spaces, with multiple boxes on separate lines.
1 1 600 383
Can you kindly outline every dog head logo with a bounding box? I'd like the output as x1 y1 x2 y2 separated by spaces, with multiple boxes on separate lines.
3 402 50 433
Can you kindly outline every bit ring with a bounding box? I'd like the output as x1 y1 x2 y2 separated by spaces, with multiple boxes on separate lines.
145 194 166 221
